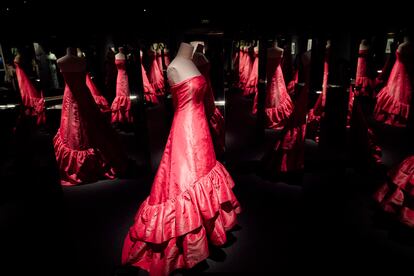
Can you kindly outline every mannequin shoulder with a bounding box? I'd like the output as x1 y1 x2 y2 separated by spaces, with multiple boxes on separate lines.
57 55 86 72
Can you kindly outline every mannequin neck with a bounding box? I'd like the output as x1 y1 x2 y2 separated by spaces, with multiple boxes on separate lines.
176 43 194 59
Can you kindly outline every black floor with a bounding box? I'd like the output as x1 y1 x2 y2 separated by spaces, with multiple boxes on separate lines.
2 91 414 275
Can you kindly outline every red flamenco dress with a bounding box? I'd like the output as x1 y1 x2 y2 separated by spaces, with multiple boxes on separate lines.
140 52 158 104
149 50 165 95
262 51 311 172
14 60 46 125
54 70 127 185
253 53 293 130
244 47 259 96
122 75 241 275
374 155 414 227
85 72 111 113
195 58 226 157
374 45 413 127
347 49 376 126
111 59 133 124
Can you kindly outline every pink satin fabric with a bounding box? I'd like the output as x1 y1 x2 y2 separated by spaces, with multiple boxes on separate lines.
374 50 413 127
374 155 414 227
253 55 293 130
54 71 127 185
196 62 225 156
14 61 46 125
244 48 259 96
85 73 110 113
111 59 133 124
355 50 375 97
122 75 240 275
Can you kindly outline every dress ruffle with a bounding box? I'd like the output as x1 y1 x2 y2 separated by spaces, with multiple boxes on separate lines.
374 86 410 127
122 161 241 275
111 96 133 123
23 96 46 125
374 156 414 227
53 131 116 186
264 97 294 130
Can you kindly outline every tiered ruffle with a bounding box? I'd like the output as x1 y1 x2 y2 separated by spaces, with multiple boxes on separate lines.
122 161 241 275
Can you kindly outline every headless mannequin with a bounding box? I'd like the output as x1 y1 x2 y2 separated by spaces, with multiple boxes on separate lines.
267 41 284 59
115 47 126 60
167 42 201 85
192 44 209 67
398 36 411 53
359 39 369 51
57 47 86 72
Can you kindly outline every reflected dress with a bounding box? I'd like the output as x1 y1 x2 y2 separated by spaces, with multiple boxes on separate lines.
111 59 133 124
196 60 226 156
374 47 413 127
54 70 127 185
253 54 293 130
122 75 241 275
86 72 110 113
14 61 46 125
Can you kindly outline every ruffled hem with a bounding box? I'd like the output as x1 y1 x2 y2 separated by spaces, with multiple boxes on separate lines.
144 93 159 105
22 96 46 125
53 132 116 186
111 96 133 123
122 161 241 275
374 86 410 127
209 108 225 156
264 98 294 130
374 156 414 227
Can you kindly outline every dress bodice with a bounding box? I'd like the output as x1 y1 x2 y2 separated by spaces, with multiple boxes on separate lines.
170 75 207 112
115 59 127 70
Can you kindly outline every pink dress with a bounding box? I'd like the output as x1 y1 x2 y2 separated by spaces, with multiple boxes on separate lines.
14 61 46 125
150 51 165 95
85 72 110 113
111 59 133 124
244 48 259 96
122 75 241 276
263 51 311 172
196 61 226 156
54 70 127 185
253 55 293 130
374 155 414 227
140 53 158 104
355 49 375 97
374 48 413 127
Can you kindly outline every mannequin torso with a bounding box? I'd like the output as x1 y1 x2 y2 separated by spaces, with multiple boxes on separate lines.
57 47 86 72
115 47 126 60
359 39 369 51
167 42 201 85
267 43 284 59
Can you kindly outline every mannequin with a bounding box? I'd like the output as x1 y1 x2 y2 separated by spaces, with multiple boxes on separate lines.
267 41 284 59
115 47 126 60
47 50 59 89
192 43 209 66
359 39 369 51
57 47 86 72
167 42 201 85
